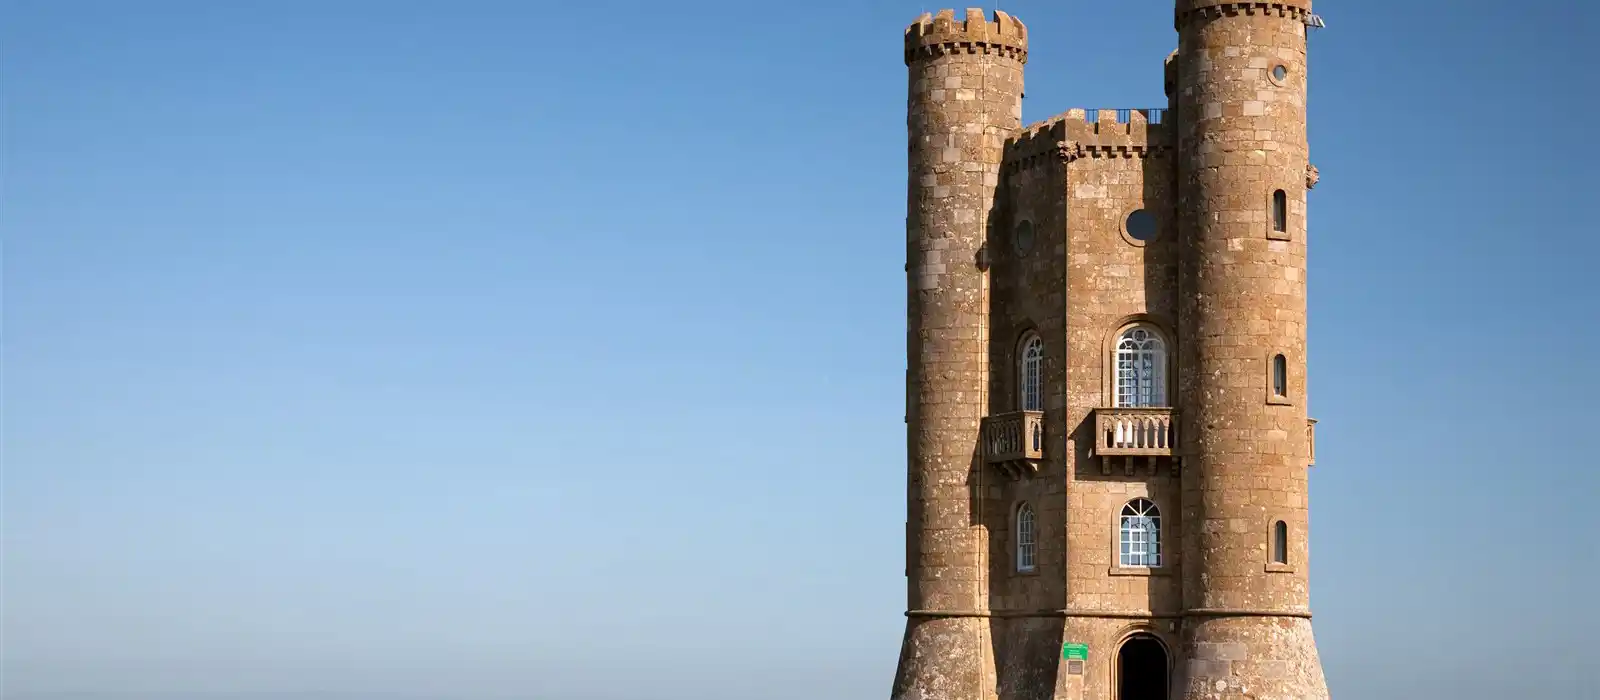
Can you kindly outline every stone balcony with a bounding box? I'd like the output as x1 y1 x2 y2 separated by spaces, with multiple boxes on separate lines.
982 410 1043 479
1092 407 1180 475
1085 409 1318 472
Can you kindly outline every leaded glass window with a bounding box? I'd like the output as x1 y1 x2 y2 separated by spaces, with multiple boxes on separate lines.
1016 503 1036 572
1119 499 1162 568
1115 327 1166 407
1020 334 1043 411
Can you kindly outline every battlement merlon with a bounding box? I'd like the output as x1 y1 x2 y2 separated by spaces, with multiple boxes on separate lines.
904 8 1028 66
1175 1 1312 28
1004 109 1171 171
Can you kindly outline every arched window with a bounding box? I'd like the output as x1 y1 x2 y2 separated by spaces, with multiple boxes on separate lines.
1272 520 1289 565
1272 189 1288 233
1119 499 1162 568
1016 503 1036 572
1272 354 1288 398
1115 326 1167 408
1020 333 1043 412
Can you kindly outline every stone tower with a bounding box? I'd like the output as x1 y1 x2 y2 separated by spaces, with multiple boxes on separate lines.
1170 1 1328 698
897 9 1026 700
895 3 1328 700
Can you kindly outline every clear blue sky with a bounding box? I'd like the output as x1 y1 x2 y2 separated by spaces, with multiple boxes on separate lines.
3 1 1595 698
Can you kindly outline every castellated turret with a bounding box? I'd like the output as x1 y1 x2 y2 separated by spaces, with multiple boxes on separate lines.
1171 1 1329 698
895 4 1329 700
896 9 1025 700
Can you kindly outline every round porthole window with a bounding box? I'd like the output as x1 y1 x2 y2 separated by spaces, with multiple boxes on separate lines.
1014 220 1035 254
1271 65 1289 84
1125 210 1157 242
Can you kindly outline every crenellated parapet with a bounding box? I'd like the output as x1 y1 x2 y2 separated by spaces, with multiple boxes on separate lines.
1002 119 1068 173
1003 108 1172 174
1175 1 1312 29
904 8 1028 66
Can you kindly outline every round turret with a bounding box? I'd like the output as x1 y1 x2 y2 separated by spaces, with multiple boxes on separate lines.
894 8 1026 700
1171 0 1329 698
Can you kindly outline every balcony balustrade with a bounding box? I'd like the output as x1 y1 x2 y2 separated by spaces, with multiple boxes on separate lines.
982 408 1312 477
982 410 1043 479
1092 407 1179 475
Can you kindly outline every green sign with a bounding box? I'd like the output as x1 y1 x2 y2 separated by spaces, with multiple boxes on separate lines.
1062 643 1089 661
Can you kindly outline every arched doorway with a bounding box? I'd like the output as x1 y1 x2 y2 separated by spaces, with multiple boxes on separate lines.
1116 633 1168 700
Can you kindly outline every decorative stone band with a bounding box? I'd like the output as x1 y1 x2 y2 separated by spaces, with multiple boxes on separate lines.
1085 143 1171 159
1184 608 1315 619
1004 142 1173 175
1175 1 1313 29
908 608 1313 619
904 8 1028 66
904 609 994 618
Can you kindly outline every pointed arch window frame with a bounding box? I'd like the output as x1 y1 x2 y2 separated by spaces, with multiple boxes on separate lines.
1113 325 1169 409
1015 502 1037 573
1019 332 1044 412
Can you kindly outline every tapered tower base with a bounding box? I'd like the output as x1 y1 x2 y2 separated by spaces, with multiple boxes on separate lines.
1174 616 1329 700
891 617 994 700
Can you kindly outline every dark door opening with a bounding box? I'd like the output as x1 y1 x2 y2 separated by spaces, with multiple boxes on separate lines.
1117 634 1169 700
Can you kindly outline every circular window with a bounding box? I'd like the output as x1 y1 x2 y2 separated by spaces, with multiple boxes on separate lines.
1271 65 1289 84
1125 210 1157 242
1014 220 1035 254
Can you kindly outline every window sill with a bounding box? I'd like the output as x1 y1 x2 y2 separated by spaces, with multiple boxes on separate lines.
1265 562 1296 574
1108 566 1170 577
1267 229 1292 242
1267 395 1293 406
1016 566 1040 577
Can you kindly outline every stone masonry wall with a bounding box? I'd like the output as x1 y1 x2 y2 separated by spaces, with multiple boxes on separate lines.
1058 110 1183 700
990 107 1191 700
988 114 1067 615
987 109 1069 700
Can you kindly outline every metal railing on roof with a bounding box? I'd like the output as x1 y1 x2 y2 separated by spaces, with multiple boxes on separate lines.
1082 108 1165 125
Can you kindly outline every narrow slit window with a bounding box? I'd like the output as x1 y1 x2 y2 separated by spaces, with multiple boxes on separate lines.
1272 520 1289 564
1272 189 1288 233
1272 354 1288 398
1016 503 1036 572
